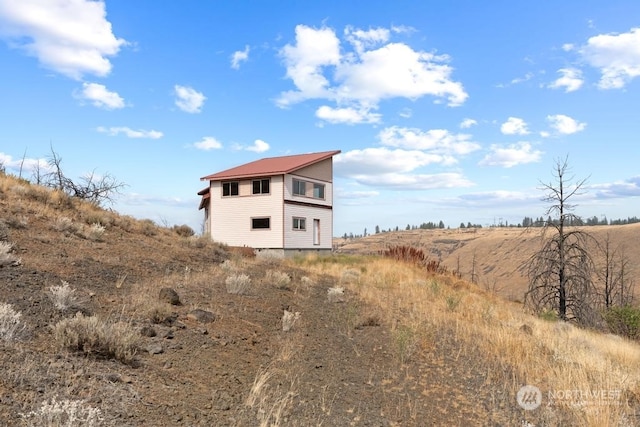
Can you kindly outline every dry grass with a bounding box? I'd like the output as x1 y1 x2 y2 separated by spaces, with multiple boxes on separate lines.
20 397 104 426
226 273 252 295
48 280 78 311
294 254 640 425
52 313 140 365
0 302 25 342
0 241 21 267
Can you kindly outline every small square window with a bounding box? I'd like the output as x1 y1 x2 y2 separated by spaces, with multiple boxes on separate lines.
293 217 306 230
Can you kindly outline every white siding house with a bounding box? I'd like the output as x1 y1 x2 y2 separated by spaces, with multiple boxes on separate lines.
199 150 340 255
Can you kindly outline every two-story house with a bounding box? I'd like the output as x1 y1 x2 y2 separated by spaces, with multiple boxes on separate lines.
199 150 340 256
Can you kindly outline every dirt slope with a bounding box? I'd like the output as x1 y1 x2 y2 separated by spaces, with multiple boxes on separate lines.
0 177 532 426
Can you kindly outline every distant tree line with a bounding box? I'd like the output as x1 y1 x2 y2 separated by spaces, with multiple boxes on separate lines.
341 215 639 239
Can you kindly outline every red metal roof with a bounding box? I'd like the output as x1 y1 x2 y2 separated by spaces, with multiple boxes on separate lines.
200 150 341 181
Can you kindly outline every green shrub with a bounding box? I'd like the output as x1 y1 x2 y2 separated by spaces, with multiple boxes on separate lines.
605 305 640 339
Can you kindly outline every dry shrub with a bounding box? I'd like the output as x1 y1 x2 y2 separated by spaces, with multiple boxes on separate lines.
327 286 345 303
267 270 291 290
52 313 139 365
282 309 300 332
144 302 175 324
21 397 104 426
52 216 77 233
0 241 21 267
173 224 195 237
225 273 251 295
230 246 256 258
138 219 158 236
83 223 106 241
0 302 25 342
48 280 81 312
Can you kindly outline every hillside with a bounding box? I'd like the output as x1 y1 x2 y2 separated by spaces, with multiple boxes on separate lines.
1 174 640 426
335 224 640 301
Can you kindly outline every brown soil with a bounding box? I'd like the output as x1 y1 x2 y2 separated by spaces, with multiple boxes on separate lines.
0 181 580 426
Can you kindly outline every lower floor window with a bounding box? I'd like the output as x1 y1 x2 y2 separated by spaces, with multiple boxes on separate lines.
293 217 306 230
251 217 270 229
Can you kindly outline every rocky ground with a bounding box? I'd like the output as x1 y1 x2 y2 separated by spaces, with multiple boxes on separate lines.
0 180 565 426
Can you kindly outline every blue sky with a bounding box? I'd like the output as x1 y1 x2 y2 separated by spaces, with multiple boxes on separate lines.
1 1 640 236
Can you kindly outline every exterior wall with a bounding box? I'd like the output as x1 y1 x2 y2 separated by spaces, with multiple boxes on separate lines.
293 158 333 182
209 176 284 248
283 203 333 250
284 174 333 208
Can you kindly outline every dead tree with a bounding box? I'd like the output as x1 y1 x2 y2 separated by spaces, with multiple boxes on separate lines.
599 233 634 309
43 147 126 206
525 157 598 324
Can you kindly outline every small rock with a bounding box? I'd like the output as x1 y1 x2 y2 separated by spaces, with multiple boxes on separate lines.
140 325 157 337
159 288 181 305
187 309 216 323
146 343 164 355
520 324 533 335
162 329 174 339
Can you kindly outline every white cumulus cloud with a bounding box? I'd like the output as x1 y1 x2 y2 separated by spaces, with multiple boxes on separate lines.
460 118 477 129
97 126 162 139
378 126 480 156
479 142 543 168
547 114 586 135
0 0 126 79
194 137 223 150
277 24 467 122
174 85 206 113
315 105 381 124
246 139 270 153
231 45 250 69
76 82 124 109
548 68 584 92
500 117 529 135
580 27 640 89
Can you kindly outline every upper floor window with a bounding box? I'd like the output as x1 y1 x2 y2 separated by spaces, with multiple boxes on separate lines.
222 181 239 197
313 183 325 199
293 178 325 200
293 179 306 196
252 178 270 195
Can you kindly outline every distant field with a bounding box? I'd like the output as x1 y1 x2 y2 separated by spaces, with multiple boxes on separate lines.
335 223 640 301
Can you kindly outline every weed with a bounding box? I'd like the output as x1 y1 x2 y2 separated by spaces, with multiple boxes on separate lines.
0 302 25 342
52 313 139 365
282 309 300 332
327 286 345 303
0 241 21 267
21 397 104 426
394 324 417 364
84 223 105 241
225 273 252 295
52 216 77 233
267 270 291 290
445 295 461 312
49 280 78 311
